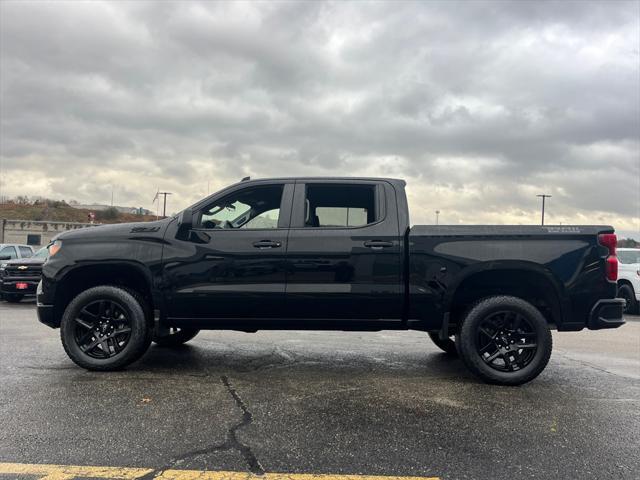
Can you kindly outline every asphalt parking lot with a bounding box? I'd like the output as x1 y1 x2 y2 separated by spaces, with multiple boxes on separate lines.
0 299 638 480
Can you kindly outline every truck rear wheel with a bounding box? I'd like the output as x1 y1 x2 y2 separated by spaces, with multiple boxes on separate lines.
153 328 200 347
427 332 457 355
60 286 151 371
455 296 552 386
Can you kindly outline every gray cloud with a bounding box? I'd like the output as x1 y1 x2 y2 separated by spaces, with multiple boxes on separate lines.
0 0 638 232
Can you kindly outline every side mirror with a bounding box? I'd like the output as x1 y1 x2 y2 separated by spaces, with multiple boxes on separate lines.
178 207 194 231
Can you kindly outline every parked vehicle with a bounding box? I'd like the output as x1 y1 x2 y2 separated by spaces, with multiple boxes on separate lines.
36 177 624 385
617 248 640 314
1 247 48 302
0 243 34 260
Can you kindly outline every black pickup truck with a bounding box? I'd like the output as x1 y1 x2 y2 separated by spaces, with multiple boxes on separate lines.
37 177 625 385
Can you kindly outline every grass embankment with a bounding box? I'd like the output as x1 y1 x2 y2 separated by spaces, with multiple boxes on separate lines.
0 203 158 224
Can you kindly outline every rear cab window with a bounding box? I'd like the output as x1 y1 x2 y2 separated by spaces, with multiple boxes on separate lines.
304 184 378 228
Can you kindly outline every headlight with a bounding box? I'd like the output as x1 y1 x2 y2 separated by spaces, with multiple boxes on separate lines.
0 263 6 270
49 240 62 257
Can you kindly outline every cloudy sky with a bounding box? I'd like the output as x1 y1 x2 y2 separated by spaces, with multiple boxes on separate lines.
1 0 638 234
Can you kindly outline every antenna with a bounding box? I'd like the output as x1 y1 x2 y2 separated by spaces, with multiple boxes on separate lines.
241 176 250 182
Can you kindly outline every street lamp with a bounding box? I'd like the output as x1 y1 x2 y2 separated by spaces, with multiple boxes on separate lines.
435 210 440 225
536 194 551 225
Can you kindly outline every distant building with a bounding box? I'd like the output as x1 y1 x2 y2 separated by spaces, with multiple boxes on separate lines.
0 219 96 247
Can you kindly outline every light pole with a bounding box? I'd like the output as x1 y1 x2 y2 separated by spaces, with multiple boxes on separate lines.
536 194 551 225
435 210 440 225
157 192 172 217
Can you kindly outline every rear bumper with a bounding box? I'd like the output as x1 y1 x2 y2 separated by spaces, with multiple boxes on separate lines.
588 298 626 330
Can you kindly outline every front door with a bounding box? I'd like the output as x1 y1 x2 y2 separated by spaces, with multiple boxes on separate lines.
284 180 403 321
163 182 293 321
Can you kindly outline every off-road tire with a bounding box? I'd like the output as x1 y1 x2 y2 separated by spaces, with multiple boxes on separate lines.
60 286 152 371
153 328 200 347
427 332 458 355
455 295 553 386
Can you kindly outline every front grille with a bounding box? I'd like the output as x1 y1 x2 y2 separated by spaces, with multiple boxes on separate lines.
5 265 43 277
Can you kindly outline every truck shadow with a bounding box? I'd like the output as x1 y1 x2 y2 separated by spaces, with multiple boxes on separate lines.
134 339 471 380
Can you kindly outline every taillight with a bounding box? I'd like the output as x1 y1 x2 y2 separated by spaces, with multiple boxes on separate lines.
598 233 618 281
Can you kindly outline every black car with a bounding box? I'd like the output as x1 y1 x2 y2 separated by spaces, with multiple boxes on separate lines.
36 177 624 385
1 247 48 302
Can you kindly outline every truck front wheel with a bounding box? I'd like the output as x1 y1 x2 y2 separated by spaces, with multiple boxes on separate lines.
455 296 552 386
60 286 151 371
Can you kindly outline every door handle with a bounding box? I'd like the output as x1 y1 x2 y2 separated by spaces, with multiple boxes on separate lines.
253 240 282 249
364 240 394 250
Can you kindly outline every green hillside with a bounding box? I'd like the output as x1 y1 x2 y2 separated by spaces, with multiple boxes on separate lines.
0 203 157 224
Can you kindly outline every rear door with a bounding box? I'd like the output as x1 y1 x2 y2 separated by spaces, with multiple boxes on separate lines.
284 180 403 321
163 182 294 320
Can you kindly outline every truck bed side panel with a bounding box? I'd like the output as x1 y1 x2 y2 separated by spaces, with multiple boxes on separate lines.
408 225 616 330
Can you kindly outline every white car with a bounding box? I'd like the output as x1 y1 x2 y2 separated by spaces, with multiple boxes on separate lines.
0 243 34 260
617 248 640 314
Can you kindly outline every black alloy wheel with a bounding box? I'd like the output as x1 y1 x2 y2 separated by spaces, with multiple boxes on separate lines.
456 295 553 386
60 286 151 370
476 311 538 372
73 299 132 359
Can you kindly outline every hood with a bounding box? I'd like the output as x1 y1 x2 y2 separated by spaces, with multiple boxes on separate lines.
55 218 173 242
3 256 46 266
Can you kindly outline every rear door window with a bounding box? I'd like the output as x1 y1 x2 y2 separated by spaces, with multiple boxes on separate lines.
304 184 377 228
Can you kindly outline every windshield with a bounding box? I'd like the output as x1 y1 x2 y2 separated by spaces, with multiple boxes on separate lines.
34 247 49 259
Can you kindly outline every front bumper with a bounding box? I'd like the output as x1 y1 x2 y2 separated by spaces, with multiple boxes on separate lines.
37 303 57 328
1 279 39 295
36 281 58 328
588 298 626 330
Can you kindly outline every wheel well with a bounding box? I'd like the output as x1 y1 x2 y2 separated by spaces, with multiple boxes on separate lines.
448 269 562 332
617 279 634 292
54 264 154 326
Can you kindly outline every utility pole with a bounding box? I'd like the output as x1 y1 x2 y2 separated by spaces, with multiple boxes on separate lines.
157 192 172 217
536 194 551 225
435 210 440 225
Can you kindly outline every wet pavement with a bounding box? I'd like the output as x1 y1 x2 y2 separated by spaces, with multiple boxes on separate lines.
0 299 638 479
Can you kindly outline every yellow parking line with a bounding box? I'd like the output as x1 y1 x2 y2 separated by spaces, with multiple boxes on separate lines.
0 462 153 478
0 463 440 480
